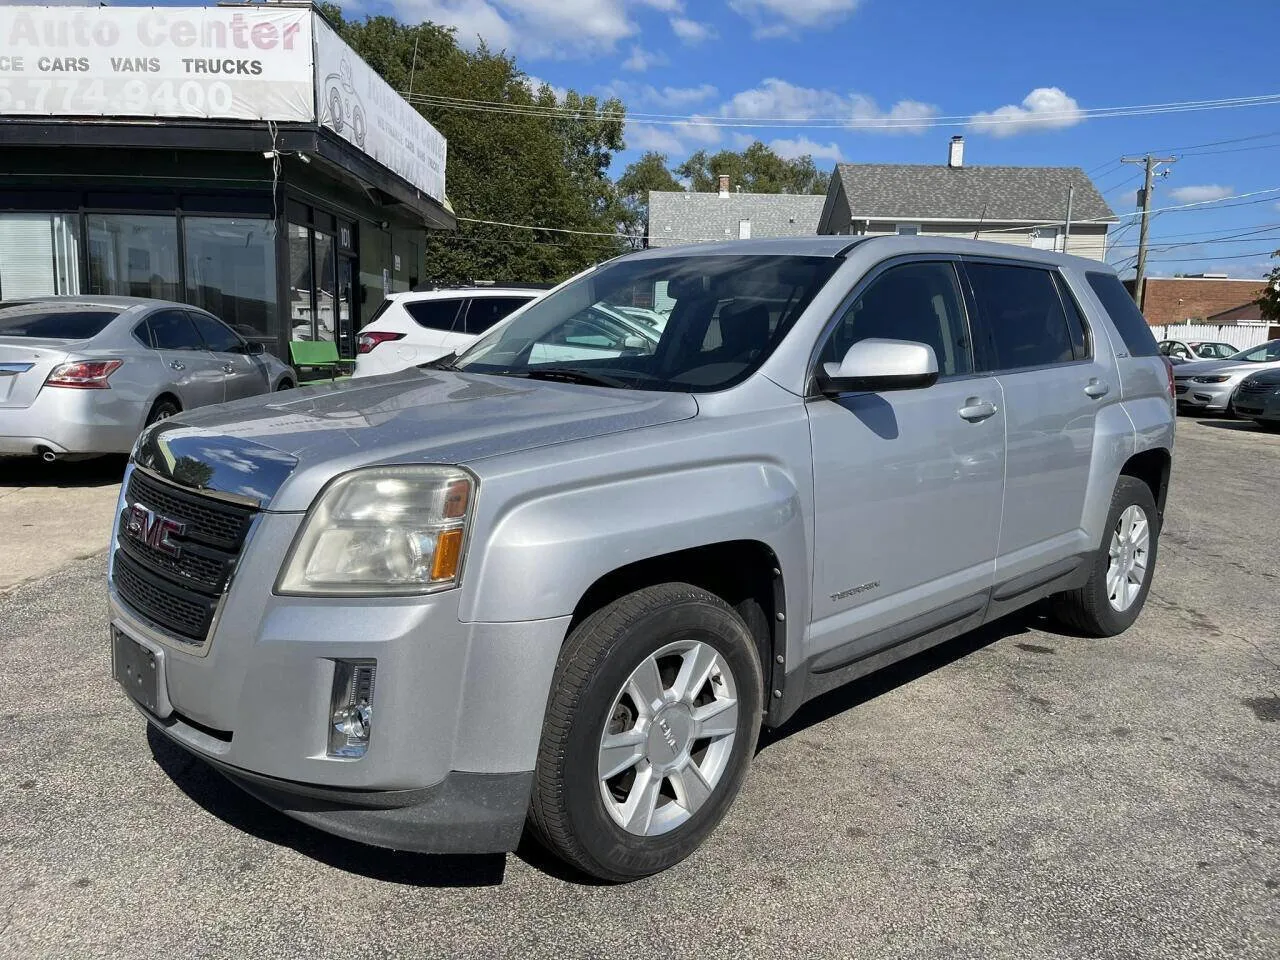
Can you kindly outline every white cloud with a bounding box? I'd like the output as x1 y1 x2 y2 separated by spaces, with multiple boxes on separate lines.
969 87 1085 137
394 0 668 59
670 16 716 44
622 45 669 71
731 132 757 149
769 136 844 162
1169 184 1234 204
722 79 937 134
730 0 862 37
600 80 717 107
523 75 569 102
656 83 718 106
673 117 723 145
625 123 687 154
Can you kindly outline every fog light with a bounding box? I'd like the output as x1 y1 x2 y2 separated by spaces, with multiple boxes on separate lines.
328 660 376 758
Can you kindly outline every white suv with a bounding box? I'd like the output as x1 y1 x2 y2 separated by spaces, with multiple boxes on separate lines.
353 286 544 377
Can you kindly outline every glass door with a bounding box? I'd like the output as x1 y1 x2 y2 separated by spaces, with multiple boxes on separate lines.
286 219 339 345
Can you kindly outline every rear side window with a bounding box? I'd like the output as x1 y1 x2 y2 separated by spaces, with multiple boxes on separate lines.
145 309 204 350
965 262 1077 370
1085 272 1159 357
464 296 533 335
403 298 463 331
189 312 243 353
0 305 118 339
1052 274 1090 361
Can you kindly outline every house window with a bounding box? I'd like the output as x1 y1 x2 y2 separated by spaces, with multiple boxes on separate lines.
738 219 752 239
895 224 920 236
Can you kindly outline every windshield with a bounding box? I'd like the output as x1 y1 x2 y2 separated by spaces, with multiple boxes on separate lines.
0 302 120 340
1230 340 1280 363
452 254 839 391
1195 342 1237 359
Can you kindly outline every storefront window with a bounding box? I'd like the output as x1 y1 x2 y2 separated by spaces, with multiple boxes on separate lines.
0 213 81 299
183 217 277 341
287 218 340 346
314 231 336 343
87 214 179 300
288 221 313 341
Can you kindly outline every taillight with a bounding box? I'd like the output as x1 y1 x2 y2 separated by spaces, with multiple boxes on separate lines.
1164 358 1176 399
357 331 405 354
45 359 123 389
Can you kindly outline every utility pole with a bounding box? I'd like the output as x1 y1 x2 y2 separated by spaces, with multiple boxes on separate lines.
1121 154 1177 307
1062 185 1074 253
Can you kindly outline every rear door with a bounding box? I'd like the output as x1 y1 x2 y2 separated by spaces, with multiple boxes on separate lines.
143 308 226 407
460 296 535 347
400 297 465 359
0 304 120 409
961 258 1115 580
188 311 269 401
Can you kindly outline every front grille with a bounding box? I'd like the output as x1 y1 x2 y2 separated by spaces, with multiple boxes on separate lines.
1235 382 1271 400
114 469 257 644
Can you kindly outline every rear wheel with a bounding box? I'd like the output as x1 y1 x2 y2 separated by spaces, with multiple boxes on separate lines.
145 398 180 426
1051 476 1159 637
529 583 763 882
276 379 294 391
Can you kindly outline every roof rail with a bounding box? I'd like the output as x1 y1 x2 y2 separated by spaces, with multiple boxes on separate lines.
411 281 554 292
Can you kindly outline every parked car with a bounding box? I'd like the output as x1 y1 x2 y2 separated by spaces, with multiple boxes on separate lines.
0 297 293 460
1231 367 1280 431
108 237 1173 882
352 286 546 377
1157 339 1238 363
1172 339 1280 414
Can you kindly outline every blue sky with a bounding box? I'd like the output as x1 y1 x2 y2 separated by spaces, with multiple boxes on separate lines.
158 0 1280 277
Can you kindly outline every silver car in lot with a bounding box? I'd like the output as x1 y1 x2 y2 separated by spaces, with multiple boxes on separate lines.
0 297 294 459
1232 367 1280 430
1172 339 1280 415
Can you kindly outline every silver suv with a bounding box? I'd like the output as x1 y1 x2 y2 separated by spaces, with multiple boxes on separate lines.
108 237 1175 881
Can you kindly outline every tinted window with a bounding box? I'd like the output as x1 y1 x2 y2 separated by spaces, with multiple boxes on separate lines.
464 297 533 335
189 312 243 353
1053 274 1090 361
0 304 118 339
146 309 204 350
404 299 463 331
1084 272 1160 357
966 262 1076 370
1235 340 1280 362
821 261 973 377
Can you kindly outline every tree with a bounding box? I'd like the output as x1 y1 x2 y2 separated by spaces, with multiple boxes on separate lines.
675 142 831 195
319 5 629 284
616 151 682 247
1259 252 1280 324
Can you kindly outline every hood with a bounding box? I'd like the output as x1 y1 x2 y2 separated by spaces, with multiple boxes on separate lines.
136 369 698 511
1171 358 1250 377
1241 367 1280 386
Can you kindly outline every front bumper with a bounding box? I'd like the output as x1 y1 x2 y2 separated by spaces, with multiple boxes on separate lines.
0 388 145 455
1174 379 1237 412
148 717 532 853
1233 391 1280 422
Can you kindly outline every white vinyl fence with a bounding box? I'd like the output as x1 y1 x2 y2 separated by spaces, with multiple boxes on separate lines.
1148 323 1273 350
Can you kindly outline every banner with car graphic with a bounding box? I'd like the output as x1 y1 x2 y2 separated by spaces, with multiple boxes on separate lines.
0 5 314 122
313 18 447 205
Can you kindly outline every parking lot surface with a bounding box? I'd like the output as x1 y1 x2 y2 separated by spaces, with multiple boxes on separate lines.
1 418 1277 960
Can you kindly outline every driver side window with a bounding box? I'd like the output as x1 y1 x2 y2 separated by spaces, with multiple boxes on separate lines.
821 260 973 377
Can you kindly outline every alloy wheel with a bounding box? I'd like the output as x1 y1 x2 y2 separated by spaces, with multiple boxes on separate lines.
1107 504 1150 611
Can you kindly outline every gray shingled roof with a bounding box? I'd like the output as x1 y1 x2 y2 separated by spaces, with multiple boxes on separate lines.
832 163 1116 223
647 191 826 246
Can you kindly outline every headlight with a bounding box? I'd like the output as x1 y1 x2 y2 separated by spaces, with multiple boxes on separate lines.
1192 375 1230 383
277 465 474 596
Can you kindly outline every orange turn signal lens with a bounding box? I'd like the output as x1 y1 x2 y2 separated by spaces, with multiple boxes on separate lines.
431 527 464 581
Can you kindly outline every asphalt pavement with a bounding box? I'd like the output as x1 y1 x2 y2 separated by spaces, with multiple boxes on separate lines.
1 418 1277 959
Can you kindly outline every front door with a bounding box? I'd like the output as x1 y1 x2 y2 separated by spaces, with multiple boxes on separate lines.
807 259 1006 666
961 260 1111 579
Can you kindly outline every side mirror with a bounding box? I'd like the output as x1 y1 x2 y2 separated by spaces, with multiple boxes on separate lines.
247 341 266 356
818 338 939 394
622 335 651 353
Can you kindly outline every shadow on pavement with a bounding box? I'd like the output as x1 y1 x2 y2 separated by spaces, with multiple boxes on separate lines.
146 726 508 887
758 610 1050 752
0 454 128 488
1194 419 1271 432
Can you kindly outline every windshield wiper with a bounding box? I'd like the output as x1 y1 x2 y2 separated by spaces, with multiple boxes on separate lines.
419 352 459 370
517 368 630 388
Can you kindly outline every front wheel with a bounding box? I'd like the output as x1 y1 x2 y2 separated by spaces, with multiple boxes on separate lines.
529 583 763 882
1050 475 1160 636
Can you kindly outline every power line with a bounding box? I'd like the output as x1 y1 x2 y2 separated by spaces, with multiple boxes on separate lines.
402 90 1280 130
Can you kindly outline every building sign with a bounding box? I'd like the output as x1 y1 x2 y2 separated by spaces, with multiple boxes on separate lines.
0 6 313 122
314 19 447 205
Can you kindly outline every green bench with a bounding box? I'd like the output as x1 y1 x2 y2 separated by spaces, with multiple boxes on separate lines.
289 340 353 381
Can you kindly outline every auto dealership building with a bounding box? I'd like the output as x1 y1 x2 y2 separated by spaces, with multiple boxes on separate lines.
0 3 453 359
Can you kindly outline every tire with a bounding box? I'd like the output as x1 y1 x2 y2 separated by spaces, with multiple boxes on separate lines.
1050 475 1160 637
276 379 294 391
529 583 763 882
145 398 180 426
1257 420 1280 433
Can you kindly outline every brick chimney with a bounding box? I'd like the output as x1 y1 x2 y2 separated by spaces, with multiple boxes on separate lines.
718 174 730 198
948 135 964 168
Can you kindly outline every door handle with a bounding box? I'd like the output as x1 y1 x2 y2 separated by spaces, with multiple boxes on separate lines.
169 360 185 371
1084 378 1110 399
958 398 998 422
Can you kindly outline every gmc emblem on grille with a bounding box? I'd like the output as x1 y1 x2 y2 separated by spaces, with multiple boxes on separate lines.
124 503 185 558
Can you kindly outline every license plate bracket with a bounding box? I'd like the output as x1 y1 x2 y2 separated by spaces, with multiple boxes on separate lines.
113 627 160 712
